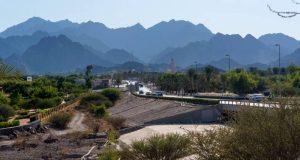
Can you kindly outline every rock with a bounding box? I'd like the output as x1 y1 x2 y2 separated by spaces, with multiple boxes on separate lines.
86 132 107 139
63 153 83 158
95 132 107 138
0 144 13 151
44 135 58 144
8 134 16 139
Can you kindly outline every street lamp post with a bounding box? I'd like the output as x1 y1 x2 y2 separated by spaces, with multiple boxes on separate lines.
275 44 281 74
225 54 231 72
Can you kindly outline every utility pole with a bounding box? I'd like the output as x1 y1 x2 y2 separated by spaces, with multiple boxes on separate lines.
275 44 281 74
225 54 231 72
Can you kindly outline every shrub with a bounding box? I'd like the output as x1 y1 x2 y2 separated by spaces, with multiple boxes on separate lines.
107 129 119 143
0 92 10 105
81 93 112 108
24 97 62 109
48 112 72 129
189 98 300 160
105 116 126 129
0 105 15 121
0 120 20 128
101 88 121 104
90 104 107 117
97 147 120 160
16 109 29 115
120 133 191 160
9 92 25 106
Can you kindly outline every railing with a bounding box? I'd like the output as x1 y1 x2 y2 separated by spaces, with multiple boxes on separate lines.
37 97 81 122
220 100 279 108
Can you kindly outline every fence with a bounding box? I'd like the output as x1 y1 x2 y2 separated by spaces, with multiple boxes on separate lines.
37 97 81 122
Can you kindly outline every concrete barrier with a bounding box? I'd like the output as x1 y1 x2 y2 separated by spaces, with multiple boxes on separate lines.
0 120 41 136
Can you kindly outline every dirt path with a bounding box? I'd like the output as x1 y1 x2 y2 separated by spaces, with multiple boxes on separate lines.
51 112 87 136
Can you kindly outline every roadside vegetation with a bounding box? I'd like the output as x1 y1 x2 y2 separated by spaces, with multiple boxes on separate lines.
80 88 122 118
0 63 88 128
48 112 73 129
118 65 300 97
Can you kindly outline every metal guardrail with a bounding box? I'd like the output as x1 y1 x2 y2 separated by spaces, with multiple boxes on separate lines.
220 100 279 108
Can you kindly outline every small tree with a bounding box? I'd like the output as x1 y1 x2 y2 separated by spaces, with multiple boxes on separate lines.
85 65 93 89
101 88 121 104
0 105 15 121
115 73 122 88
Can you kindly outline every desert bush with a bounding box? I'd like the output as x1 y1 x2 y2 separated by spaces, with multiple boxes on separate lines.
105 116 126 129
107 129 119 143
188 98 300 160
48 112 72 129
0 120 20 128
101 88 121 104
0 105 15 121
90 104 107 117
81 93 112 107
120 133 191 160
97 147 120 160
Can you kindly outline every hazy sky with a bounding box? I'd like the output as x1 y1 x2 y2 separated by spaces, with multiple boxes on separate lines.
0 0 299 39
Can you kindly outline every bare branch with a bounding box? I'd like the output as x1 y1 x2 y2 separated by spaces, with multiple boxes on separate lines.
268 5 300 18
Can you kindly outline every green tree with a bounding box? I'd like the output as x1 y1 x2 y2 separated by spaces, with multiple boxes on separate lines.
226 70 257 94
85 65 93 89
101 88 121 104
115 73 122 88
0 105 15 121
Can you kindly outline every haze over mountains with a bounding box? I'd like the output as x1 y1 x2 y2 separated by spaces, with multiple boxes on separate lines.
0 17 300 74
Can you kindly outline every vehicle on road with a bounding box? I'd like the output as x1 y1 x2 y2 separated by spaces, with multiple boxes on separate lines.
152 91 163 97
146 91 152 95
246 94 265 102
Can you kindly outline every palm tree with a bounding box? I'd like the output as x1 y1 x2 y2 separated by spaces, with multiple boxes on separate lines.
187 68 196 94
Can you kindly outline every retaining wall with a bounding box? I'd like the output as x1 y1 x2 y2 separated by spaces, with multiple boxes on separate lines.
0 120 41 136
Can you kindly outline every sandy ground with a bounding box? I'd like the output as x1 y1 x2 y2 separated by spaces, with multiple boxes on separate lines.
50 112 87 136
119 124 222 145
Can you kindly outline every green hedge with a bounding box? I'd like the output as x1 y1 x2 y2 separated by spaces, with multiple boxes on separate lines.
132 93 219 105
0 120 20 128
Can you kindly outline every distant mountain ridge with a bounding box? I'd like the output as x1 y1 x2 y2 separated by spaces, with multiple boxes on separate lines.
0 31 49 58
259 33 300 56
1 17 300 73
22 35 110 74
0 17 214 61
154 33 277 67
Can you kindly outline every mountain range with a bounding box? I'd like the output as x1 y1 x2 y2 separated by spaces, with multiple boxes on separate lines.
0 17 300 73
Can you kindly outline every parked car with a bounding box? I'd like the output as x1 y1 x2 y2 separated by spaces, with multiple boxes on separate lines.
246 94 265 102
146 92 152 96
152 91 163 97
